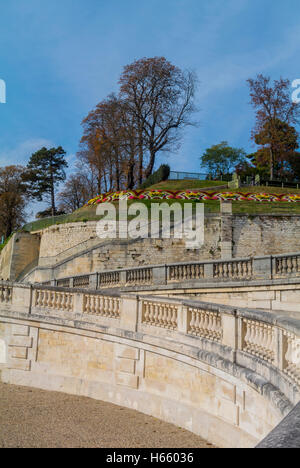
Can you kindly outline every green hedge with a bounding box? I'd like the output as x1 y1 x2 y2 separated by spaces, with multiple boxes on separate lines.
139 164 170 189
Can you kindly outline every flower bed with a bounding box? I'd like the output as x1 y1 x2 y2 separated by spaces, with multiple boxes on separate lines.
86 190 300 206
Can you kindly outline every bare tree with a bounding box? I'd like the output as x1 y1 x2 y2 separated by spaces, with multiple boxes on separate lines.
80 94 140 191
58 174 90 213
119 57 198 181
78 57 198 192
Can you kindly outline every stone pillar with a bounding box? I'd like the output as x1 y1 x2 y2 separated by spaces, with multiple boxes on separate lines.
204 262 214 280
152 265 167 285
120 295 139 332
220 202 233 260
89 273 98 290
11 284 32 313
73 292 84 314
120 270 127 286
252 256 272 280
222 311 238 349
177 305 188 333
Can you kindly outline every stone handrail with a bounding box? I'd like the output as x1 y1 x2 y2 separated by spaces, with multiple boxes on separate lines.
41 251 300 290
2 282 300 396
1 281 300 447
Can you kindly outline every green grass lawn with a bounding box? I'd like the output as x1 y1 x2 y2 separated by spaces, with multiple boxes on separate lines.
21 182 300 233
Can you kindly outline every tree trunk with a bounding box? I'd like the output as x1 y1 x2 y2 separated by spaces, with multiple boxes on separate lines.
51 186 56 217
269 147 274 180
115 154 120 191
138 130 144 185
126 159 135 189
144 149 156 180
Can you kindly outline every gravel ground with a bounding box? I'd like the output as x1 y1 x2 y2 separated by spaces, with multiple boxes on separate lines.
0 382 215 448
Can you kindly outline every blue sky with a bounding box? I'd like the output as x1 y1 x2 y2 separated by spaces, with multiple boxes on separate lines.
1 0 300 216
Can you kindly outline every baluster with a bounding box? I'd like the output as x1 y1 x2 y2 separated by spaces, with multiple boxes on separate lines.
194 310 201 335
152 304 158 325
69 294 73 311
291 257 297 274
34 290 39 307
166 306 172 328
297 257 300 273
85 295 90 314
143 302 149 323
190 310 196 333
157 305 163 326
148 303 154 324
171 307 177 329
112 298 116 317
243 320 250 349
109 298 114 317
287 257 292 274
116 299 120 317
211 313 217 340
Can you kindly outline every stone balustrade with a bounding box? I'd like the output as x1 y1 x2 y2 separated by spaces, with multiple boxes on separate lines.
126 267 153 285
168 263 204 282
188 306 222 342
273 253 300 278
98 271 120 287
2 282 300 394
83 293 120 319
283 331 300 386
1 281 300 447
56 278 71 288
213 260 253 280
44 251 300 292
242 319 276 364
73 275 90 288
141 299 178 329
34 288 74 312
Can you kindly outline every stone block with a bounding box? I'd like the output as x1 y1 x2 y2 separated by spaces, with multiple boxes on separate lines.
221 242 232 260
250 291 275 301
221 202 233 214
12 325 29 336
0 339 6 364
217 381 236 403
115 373 139 389
115 344 139 361
218 398 239 426
281 290 300 303
9 347 28 359
8 358 31 371
9 336 33 348
116 358 136 374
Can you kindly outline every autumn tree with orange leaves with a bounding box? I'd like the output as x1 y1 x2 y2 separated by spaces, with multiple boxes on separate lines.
79 57 197 191
247 74 300 180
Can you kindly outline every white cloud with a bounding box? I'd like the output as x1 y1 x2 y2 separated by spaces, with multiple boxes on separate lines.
0 138 54 166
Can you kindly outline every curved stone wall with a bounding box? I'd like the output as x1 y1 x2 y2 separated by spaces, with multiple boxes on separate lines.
0 284 299 448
